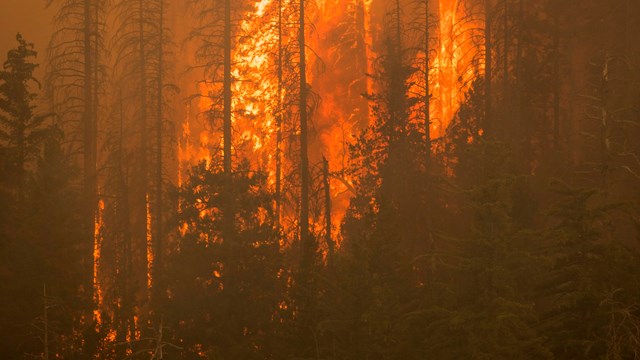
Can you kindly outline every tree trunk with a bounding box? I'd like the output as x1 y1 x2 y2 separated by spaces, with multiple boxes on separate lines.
275 0 283 228
395 0 402 53
116 91 134 358
43 284 49 360
296 2 314 354
136 0 150 320
503 0 509 142
153 0 164 311
224 0 232 174
553 12 561 151
299 0 310 252
425 0 431 161
83 0 98 314
323 157 333 262
222 0 237 337
485 0 493 136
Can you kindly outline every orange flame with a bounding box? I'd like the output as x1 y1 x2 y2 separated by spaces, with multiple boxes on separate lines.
93 198 105 322
181 0 481 241
433 0 482 134
146 194 153 290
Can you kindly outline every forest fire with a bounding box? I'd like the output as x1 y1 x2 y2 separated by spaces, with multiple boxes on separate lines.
3 0 640 358
93 199 105 322
183 0 376 239
183 0 482 239
432 0 483 136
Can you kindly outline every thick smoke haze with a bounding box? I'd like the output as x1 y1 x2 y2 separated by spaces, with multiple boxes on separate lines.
1 0 640 359
0 0 53 77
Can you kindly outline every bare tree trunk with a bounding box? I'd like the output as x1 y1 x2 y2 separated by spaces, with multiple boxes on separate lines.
275 0 283 228
224 0 232 174
43 283 49 360
153 0 164 310
93 0 99 145
503 0 509 142
221 0 238 337
553 12 561 151
322 157 333 262
116 90 134 358
395 0 402 53
299 0 310 251
139 0 148 183
516 0 530 165
425 0 431 161
485 0 493 136
295 3 315 351
83 0 98 307
136 0 150 321
83 5 102 342
503 0 508 83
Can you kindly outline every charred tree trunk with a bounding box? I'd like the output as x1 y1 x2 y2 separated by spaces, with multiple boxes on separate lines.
153 0 165 311
425 0 431 161
115 91 134 357
323 157 333 262
221 0 238 339
503 0 509 142
299 0 311 255
553 12 561 152
294 1 317 355
43 284 49 360
132 0 150 322
395 0 402 53
224 0 232 174
275 0 283 229
485 0 493 136
83 0 99 315
516 0 530 165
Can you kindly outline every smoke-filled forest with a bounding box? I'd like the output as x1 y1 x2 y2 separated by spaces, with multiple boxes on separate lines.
1 0 640 358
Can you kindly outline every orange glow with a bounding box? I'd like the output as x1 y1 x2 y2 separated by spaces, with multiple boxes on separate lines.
364 0 376 97
146 194 153 290
178 104 194 187
185 1 367 238
93 198 105 322
431 0 483 138
180 0 481 240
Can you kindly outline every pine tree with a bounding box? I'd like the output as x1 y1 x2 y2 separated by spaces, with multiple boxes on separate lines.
103 0 174 343
0 34 50 199
0 35 85 359
537 182 640 359
166 160 281 359
484 0 494 137
46 2 107 344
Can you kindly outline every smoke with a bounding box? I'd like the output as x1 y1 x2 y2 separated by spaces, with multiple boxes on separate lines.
0 0 54 78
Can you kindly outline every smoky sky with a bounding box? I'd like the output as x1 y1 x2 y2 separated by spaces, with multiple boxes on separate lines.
0 0 53 77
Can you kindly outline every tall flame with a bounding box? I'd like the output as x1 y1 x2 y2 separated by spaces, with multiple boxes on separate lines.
93 198 105 322
433 0 482 134
181 0 481 239
146 193 153 290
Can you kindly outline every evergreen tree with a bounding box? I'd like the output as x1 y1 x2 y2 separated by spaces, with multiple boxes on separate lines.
46 3 107 349
0 34 49 198
0 34 84 359
166 160 282 359
428 142 549 359
538 182 640 359
317 21 433 359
